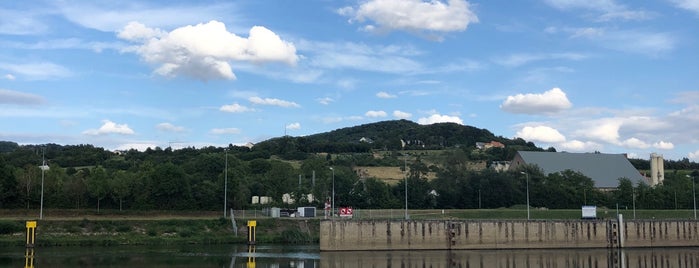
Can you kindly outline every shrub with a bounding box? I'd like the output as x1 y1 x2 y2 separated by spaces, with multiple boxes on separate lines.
0 221 22 235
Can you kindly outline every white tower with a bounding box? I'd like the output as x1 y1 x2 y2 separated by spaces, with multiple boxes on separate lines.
650 153 665 186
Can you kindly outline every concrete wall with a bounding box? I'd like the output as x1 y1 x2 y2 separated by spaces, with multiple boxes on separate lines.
320 219 699 251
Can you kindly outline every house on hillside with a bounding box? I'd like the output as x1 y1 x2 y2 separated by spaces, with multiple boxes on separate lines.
509 151 647 189
476 141 505 150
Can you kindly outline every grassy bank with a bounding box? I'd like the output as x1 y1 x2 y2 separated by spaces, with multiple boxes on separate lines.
0 217 319 247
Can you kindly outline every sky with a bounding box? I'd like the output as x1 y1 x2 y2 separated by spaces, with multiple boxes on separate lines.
0 0 698 161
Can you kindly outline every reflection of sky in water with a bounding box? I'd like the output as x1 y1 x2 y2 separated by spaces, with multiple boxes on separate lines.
1 245 699 267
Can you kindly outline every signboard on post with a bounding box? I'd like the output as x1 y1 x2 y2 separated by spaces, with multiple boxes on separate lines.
339 207 353 218
582 206 597 219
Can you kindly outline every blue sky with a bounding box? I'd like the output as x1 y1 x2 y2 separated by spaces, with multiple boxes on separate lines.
1 0 698 161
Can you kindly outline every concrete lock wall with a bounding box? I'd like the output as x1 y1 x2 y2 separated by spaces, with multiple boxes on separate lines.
320 219 699 251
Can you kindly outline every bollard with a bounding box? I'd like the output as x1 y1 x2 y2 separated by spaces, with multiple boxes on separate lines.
25 221 37 248
247 220 257 245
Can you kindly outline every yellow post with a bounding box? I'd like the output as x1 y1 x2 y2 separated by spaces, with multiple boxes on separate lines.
24 248 35 268
246 245 256 268
25 221 37 248
247 220 257 245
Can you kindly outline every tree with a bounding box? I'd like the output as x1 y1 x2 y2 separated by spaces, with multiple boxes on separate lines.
111 170 132 211
87 166 108 212
0 157 18 208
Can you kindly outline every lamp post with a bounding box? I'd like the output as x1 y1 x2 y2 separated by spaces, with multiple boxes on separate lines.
39 152 49 220
329 167 335 218
520 171 530 220
404 153 408 220
687 175 696 220
223 148 228 219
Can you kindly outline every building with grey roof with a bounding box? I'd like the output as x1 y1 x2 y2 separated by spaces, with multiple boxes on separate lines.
509 151 648 189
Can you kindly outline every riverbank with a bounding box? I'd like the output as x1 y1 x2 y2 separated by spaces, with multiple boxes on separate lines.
0 217 319 247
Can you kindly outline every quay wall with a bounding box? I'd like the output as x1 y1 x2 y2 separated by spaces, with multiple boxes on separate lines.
320 219 699 251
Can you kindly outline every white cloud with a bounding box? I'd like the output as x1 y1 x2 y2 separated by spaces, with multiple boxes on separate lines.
210 128 241 135
286 122 301 130
338 0 478 39
0 89 45 105
500 87 573 114
653 141 674 150
493 53 587 67
365 110 388 118
417 114 463 125
669 0 699 15
220 103 254 113
298 40 423 74
690 150 699 161
317 97 334 105
560 140 602 151
118 20 298 80
0 62 73 80
579 118 622 144
3 74 15 80
516 126 566 143
156 122 185 132
621 137 650 149
565 27 675 56
57 1 237 32
393 110 412 119
248 96 300 108
376 91 396 98
543 0 651 21
83 120 135 136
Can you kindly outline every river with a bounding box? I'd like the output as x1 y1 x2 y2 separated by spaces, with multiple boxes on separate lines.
1 244 698 267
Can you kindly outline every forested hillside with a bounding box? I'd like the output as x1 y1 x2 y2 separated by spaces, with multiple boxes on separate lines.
0 120 697 213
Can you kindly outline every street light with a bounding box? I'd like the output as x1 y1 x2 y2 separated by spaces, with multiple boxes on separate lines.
687 175 696 220
39 151 49 220
330 167 335 218
520 171 530 220
223 148 228 219
404 153 408 220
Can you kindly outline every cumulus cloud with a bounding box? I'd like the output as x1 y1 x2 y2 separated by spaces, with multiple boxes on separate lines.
393 110 412 119
365 110 388 118
516 126 566 143
286 122 301 130
156 122 185 132
248 96 300 108
580 118 622 144
690 150 699 161
210 128 241 135
376 91 396 98
620 137 650 149
500 87 572 114
417 114 463 125
220 103 254 113
338 0 478 40
560 140 602 151
0 89 45 105
3 74 15 80
653 141 674 150
83 120 135 136
118 20 298 80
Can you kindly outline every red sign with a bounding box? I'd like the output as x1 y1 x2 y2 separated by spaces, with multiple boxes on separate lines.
339 207 353 217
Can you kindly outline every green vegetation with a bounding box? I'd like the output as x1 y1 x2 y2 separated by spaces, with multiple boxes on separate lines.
0 217 319 247
0 120 698 215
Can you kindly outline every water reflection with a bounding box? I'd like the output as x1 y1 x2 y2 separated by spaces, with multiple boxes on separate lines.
1 245 698 267
321 248 699 268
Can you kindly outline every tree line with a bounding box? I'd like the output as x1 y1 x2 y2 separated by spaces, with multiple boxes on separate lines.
1 143 698 212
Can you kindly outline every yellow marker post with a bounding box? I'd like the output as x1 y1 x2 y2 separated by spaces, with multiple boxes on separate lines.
24 248 35 268
247 220 257 245
25 221 37 248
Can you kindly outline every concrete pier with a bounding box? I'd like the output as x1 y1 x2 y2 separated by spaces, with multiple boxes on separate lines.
320 219 699 251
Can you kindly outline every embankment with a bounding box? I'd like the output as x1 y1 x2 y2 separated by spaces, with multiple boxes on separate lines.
0 218 319 247
320 218 699 251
